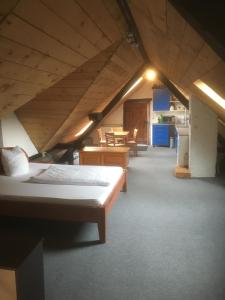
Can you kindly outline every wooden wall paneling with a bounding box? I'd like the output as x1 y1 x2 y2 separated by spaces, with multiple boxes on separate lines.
102 0 128 36
166 3 186 79
0 0 17 21
0 36 74 76
0 60 58 86
59 45 144 145
76 0 122 43
44 42 143 148
0 77 47 116
94 82 126 113
173 24 205 84
14 0 99 59
111 54 134 73
129 0 225 122
0 14 86 66
180 43 221 88
105 60 128 79
200 61 225 97
142 0 167 34
41 0 111 50
129 1 167 72
17 42 121 150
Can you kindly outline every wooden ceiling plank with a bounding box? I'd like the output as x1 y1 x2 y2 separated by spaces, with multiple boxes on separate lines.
0 14 86 66
174 24 205 84
55 45 143 147
76 0 121 43
102 0 127 36
0 36 75 76
180 43 221 88
0 0 18 21
166 3 186 78
14 0 99 59
17 42 121 150
142 0 167 34
129 1 164 70
0 60 59 86
41 0 111 50
200 61 225 97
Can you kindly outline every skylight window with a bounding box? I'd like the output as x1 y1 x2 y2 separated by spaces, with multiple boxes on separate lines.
75 121 93 137
194 79 225 109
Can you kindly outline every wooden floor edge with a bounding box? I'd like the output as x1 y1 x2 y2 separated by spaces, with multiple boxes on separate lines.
174 166 191 178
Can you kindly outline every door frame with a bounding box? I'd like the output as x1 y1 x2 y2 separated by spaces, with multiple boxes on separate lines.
123 98 151 144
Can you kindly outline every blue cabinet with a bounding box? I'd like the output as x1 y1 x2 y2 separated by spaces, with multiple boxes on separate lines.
153 88 171 111
152 124 169 146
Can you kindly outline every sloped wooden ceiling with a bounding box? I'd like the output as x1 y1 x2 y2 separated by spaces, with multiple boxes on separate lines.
129 0 225 121
2 0 225 152
8 0 144 150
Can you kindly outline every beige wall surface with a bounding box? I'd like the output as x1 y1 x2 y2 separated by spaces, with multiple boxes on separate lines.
0 112 38 156
189 96 217 177
103 81 153 126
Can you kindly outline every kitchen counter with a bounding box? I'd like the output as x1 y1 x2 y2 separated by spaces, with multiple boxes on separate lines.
152 123 175 125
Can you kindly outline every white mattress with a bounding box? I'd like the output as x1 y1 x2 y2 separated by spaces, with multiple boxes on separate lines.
0 163 123 207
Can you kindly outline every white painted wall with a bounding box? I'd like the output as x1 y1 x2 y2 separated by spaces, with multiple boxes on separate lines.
0 113 38 157
189 96 217 177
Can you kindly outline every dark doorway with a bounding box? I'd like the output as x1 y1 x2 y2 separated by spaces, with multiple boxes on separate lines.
123 99 150 144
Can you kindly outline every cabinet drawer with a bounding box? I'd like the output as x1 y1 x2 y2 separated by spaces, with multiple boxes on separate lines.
152 125 169 146
103 153 127 168
80 152 101 165
153 88 170 111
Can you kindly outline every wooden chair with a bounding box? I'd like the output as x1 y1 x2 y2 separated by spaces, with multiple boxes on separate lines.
126 128 138 156
97 128 106 146
111 127 124 143
111 127 123 132
105 132 125 147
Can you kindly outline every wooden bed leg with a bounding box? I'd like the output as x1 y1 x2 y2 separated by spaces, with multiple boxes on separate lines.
97 214 106 243
122 169 127 192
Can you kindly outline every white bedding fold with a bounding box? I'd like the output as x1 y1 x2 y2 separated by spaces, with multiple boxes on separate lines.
28 164 111 186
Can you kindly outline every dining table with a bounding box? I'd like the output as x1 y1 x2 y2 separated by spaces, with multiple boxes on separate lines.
107 131 129 144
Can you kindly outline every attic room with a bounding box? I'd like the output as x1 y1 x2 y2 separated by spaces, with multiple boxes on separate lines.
0 1 225 300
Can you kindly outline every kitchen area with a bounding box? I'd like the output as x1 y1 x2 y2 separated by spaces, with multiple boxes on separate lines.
150 86 189 168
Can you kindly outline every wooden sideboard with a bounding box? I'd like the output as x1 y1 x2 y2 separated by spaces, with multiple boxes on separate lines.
0 224 44 300
79 146 129 191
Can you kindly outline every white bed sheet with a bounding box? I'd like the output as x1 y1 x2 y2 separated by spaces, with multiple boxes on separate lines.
0 163 123 207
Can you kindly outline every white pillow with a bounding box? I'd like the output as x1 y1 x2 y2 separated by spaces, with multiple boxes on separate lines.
1 146 29 176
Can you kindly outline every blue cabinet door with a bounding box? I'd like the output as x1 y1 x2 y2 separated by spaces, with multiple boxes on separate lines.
152 124 169 146
153 88 170 111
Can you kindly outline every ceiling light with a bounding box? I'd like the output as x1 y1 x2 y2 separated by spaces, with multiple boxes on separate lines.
123 77 143 98
75 121 93 137
146 69 157 81
194 79 225 109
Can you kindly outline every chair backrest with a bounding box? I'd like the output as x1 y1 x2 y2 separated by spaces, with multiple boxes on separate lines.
133 128 138 140
111 127 123 132
97 128 104 141
105 132 115 146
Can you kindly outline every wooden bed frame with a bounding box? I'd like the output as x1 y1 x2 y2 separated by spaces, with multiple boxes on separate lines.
0 172 125 244
0 147 126 243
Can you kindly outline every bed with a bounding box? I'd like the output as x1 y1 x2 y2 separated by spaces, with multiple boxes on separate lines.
0 161 125 243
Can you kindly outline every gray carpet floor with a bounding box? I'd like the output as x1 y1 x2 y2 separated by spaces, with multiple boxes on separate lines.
43 147 225 300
